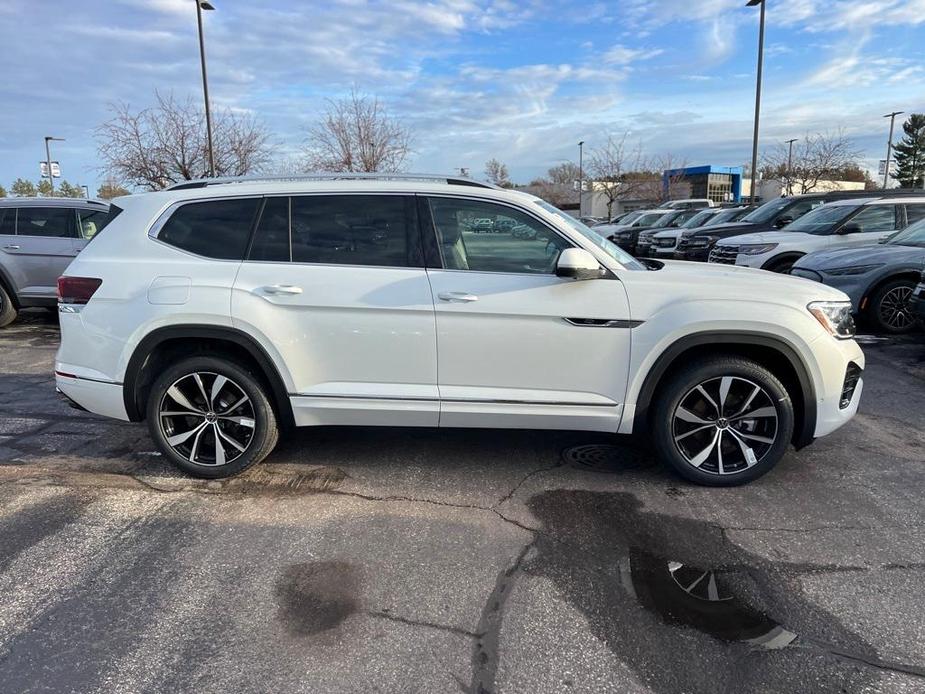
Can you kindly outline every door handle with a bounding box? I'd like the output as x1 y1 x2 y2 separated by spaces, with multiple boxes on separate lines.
2 244 21 250
258 284 303 296
438 291 478 303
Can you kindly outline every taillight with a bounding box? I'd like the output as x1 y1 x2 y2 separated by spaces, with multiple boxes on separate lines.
57 276 102 305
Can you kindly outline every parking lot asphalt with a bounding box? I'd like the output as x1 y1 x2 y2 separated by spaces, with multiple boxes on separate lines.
0 310 924 693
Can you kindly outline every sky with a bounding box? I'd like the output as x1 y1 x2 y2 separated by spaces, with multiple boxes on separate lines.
1 0 924 192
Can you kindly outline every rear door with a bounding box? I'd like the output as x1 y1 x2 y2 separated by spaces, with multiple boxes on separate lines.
5 206 80 301
833 204 901 248
231 193 438 427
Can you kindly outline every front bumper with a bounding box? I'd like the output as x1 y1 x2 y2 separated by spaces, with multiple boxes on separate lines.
673 247 710 262
810 337 865 440
910 284 925 322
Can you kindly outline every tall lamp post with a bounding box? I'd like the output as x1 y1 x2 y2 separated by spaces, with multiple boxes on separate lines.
882 111 903 189
44 136 64 195
196 0 216 177
746 0 766 203
578 141 584 216
784 138 798 195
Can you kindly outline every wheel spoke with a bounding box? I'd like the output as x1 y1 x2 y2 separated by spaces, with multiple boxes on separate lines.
160 411 206 419
210 375 228 409
689 429 720 467
216 425 246 452
218 415 255 428
718 377 732 416
733 405 777 420
706 573 720 601
167 420 208 447
716 431 725 474
696 385 720 418
676 407 711 425
733 430 776 444
727 429 759 467
192 373 210 409
731 385 761 418
220 395 248 415
167 385 204 414
213 424 226 466
674 424 713 441
189 424 208 463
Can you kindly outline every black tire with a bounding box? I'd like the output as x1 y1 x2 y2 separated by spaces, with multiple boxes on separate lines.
865 278 919 335
651 356 794 486
146 356 279 478
0 284 17 328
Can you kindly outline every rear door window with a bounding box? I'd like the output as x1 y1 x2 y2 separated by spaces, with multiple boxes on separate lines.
904 204 925 226
77 207 116 239
15 207 78 237
289 195 419 267
847 205 897 233
158 198 260 260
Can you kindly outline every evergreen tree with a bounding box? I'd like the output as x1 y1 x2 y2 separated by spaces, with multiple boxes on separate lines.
891 113 925 188
36 179 53 197
10 178 36 197
56 181 84 198
0 185 6 197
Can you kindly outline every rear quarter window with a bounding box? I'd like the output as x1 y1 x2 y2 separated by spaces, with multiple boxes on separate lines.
157 198 260 260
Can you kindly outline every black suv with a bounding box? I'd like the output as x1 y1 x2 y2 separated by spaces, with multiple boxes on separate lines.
674 190 925 262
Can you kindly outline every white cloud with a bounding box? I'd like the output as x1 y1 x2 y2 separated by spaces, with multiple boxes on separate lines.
602 44 663 65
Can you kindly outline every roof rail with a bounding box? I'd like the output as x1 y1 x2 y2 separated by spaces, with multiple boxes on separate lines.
166 173 499 191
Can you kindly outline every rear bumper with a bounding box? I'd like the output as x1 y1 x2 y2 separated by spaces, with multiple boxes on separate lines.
55 372 129 421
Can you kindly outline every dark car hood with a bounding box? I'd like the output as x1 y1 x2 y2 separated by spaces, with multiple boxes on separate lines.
679 221 759 238
793 243 925 271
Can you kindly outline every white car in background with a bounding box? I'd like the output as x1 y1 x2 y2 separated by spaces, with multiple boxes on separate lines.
708 197 925 273
56 173 864 487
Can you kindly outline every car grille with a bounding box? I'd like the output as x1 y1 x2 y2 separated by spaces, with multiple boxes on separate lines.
790 268 822 282
653 236 677 249
708 245 738 264
840 362 862 409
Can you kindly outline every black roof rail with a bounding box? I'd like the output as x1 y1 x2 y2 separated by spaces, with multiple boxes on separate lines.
165 173 500 191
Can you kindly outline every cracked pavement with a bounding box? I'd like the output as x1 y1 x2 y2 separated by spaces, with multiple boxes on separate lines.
1 310 924 693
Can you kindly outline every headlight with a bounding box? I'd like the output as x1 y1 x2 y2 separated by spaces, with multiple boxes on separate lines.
807 301 855 339
824 264 884 276
738 243 778 255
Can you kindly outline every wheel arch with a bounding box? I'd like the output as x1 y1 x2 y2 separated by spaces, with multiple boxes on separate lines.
632 332 817 449
123 325 295 428
761 252 805 272
860 269 922 312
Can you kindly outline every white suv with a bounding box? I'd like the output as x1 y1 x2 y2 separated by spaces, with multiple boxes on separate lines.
708 197 925 273
55 174 865 486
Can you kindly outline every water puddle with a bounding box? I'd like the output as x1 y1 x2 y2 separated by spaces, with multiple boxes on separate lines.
620 550 796 649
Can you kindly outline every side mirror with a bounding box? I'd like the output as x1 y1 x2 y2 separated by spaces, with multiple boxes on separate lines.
838 223 861 235
556 248 603 280
774 216 793 229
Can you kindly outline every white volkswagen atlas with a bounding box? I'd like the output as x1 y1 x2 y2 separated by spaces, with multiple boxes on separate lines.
55 175 864 486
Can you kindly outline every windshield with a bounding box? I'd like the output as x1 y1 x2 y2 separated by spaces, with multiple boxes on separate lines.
533 200 645 270
785 204 860 234
887 218 925 247
632 212 670 227
740 197 794 224
681 210 717 228
709 208 745 225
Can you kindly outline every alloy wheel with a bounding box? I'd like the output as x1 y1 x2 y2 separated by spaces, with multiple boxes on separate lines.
878 286 914 330
158 371 255 466
672 376 778 475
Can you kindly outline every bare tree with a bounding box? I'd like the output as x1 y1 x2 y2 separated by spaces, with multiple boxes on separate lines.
96 91 273 190
653 153 689 202
526 178 573 208
587 134 652 218
484 158 511 187
305 90 411 173
546 162 580 186
761 131 863 195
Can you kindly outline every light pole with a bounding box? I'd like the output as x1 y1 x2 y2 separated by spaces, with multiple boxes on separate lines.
882 111 903 189
578 141 584 216
44 136 64 195
784 138 798 196
746 0 766 204
196 0 216 177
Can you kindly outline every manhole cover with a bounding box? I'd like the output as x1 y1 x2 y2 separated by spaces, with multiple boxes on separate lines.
562 444 653 473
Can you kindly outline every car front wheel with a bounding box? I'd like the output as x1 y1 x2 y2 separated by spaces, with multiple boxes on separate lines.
866 278 919 334
652 356 794 486
146 356 279 478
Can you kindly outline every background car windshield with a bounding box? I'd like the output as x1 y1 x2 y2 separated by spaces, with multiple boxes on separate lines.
740 197 793 224
533 200 644 270
784 204 859 234
617 211 644 225
709 208 745 225
633 212 668 227
681 210 716 228
887 219 925 248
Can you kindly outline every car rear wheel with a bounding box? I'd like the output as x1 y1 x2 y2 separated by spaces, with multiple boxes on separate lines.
0 285 17 328
146 356 279 478
866 278 919 334
652 356 794 486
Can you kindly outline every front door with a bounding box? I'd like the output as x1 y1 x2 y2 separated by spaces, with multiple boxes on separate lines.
422 195 633 432
832 204 902 248
232 194 438 427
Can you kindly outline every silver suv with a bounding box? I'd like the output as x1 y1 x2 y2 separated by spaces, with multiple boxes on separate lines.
0 198 115 327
